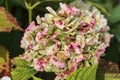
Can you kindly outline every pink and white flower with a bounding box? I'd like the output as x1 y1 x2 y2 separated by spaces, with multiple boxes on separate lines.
50 56 65 68
34 58 46 71
64 45 70 57
54 20 65 29
60 3 79 15
74 54 84 63
35 28 48 42
26 21 35 32
50 32 58 39
70 42 81 54
21 2 113 80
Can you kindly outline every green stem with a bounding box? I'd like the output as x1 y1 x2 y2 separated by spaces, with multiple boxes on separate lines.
24 0 41 23
28 9 32 24
31 2 41 10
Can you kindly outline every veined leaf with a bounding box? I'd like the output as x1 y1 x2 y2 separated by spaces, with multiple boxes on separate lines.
67 64 98 80
0 46 7 67
11 56 37 80
0 7 23 32
0 45 10 77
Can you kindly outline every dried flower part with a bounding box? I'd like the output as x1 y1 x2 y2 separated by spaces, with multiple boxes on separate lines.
21 2 113 80
56 51 68 60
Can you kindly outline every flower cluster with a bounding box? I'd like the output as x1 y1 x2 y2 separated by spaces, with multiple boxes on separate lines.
21 3 113 80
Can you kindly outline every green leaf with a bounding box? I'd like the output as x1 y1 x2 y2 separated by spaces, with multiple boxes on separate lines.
32 76 42 80
107 5 120 24
11 56 37 80
67 64 98 80
0 58 5 67
96 68 120 80
0 45 10 77
0 45 9 67
111 24 120 42
97 70 120 80
87 1 110 16
0 7 23 32
104 73 120 80
0 45 8 61
96 60 120 80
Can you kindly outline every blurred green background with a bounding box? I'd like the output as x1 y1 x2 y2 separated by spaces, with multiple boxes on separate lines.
0 0 120 71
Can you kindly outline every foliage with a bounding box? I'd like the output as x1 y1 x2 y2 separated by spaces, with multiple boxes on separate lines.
11 56 37 80
0 7 23 32
0 0 120 80
0 46 10 77
96 59 120 80
67 64 98 80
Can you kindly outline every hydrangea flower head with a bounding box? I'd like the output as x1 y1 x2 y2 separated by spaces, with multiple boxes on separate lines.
21 3 113 80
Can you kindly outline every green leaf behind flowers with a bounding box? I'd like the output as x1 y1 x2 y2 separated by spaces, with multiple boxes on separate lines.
0 7 23 32
11 56 37 80
67 64 98 80
107 5 120 24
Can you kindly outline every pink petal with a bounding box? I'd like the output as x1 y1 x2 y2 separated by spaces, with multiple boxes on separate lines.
105 34 114 43
26 21 35 31
90 19 95 28
22 54 29 60
101 27 109 31
60 3 71 14
74 54 84 63
50 56 65 68
35 32 43 42
34 58 46 71
64 45 70 57
41 28 48 35
35 28 48 42
50 32 58 39
71 43 81 54
55 61 77 80
29 44 34 50
42 40 48 44
54 20 64 29
60 3 79 15
71 7 79 13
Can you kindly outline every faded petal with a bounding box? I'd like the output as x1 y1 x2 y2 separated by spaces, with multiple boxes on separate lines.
50 56 65 68
54 20 65 30
74 54 84 63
